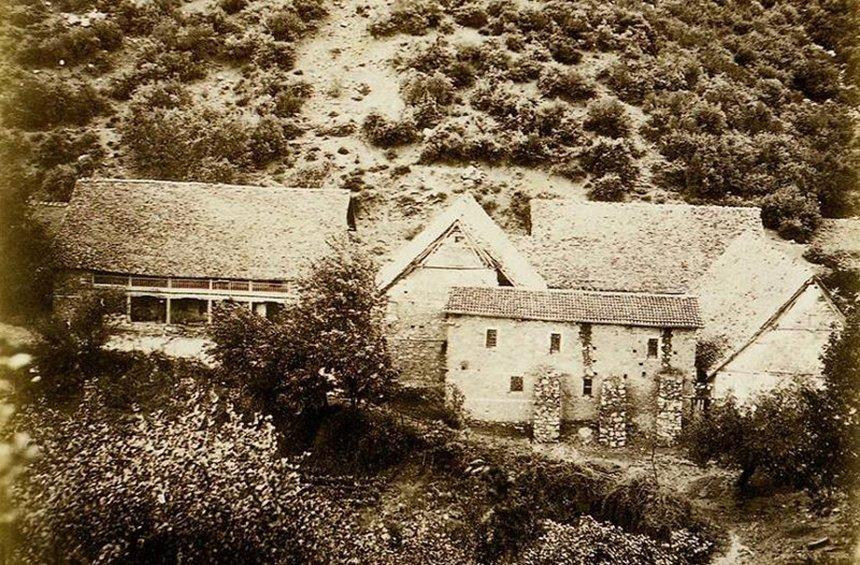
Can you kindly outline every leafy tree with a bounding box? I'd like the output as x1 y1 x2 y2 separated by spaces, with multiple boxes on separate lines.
209 245 396 418
289 244 397 407
812 311 860 490
0 187 55 323
760 185 821 243
684 313 860 494
29 291 122 402
683 388 814 492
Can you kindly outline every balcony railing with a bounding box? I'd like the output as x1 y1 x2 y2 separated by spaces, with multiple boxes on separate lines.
92 273 292 295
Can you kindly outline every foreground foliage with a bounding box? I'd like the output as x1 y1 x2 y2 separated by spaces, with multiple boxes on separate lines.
684 311 860 496
209 245 396 420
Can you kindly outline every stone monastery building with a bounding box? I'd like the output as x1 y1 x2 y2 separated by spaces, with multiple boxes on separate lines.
47 178 845 435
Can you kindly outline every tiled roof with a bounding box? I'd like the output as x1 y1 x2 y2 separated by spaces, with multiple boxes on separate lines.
56 178 351 280
377 194 547 290
519 200 763 292
445 286 702 328
693 231 817 374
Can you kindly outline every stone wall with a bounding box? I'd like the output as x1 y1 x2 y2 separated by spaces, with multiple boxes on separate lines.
532 368 561 443
445 315 696 423
655 372 684 445
598 376 627 448
389 338 446 385
384 237 499 385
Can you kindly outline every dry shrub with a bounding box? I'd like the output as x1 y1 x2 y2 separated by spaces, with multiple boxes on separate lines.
368 0 443 37
538 65 596 102
362 112 419 148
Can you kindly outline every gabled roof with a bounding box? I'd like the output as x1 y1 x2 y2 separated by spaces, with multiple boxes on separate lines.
445 286 702 328
518 200 763 292
56 178 351 280
692 232 824 374
376 194 547 290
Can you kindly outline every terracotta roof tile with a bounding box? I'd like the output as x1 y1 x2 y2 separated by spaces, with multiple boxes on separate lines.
445 286 702 328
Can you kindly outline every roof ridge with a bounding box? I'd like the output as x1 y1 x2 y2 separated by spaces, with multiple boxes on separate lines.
530 198 762 213
78 177 351 195
451 285 696 299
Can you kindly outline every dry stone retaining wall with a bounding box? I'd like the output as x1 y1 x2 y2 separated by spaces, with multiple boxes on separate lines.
655 372 684 445
598 377 627 447
532 369 561 443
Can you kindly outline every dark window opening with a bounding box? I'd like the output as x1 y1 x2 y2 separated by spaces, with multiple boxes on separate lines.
510 375 523 392
130 296 167 323
550 332 561 353
583 376 593 397
647 338 659 358
485 328 498 348
172 298 208 326
265 302 285 321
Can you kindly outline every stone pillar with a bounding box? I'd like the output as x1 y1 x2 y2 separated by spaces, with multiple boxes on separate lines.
656 372 684 445
598 376 627 448
532 369 561 443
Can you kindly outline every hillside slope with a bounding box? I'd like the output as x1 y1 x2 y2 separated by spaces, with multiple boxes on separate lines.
0 0 857 263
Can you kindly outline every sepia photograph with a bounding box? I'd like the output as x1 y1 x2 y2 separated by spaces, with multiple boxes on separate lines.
0 0 857 562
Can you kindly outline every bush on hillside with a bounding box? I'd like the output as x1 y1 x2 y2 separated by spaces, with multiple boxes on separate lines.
34 128 104 168
121 103 249 182
39 164 80 201
295 0 328 23
580 139 640 184
218 0 247 14
266 8 307 41
253 38 297 70
401 71 455 107
120 87 291 181
368 0 443 37
604 58 655 104
16 19 123 67
362 111 420 147
248 116 291 166
584 97 631 138
546 31 582 65
588 174 627 202
760 186 821 243
453 2 489 28
0 74 106 130
537 65 596 102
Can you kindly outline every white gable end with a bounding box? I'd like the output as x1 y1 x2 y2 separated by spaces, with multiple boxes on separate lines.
712 280 844 402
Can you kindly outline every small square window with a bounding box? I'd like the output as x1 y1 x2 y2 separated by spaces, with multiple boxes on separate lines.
485 328 498 348
647 338 659 358
550 332 561 354
510 375 523 392
582 376 593 397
